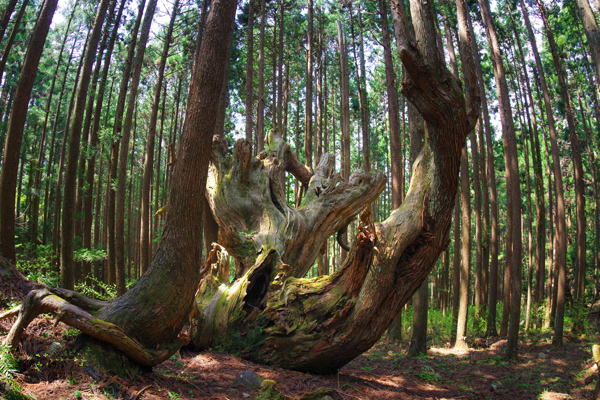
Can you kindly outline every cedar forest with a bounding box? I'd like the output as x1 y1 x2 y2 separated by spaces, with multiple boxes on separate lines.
0 0 600 398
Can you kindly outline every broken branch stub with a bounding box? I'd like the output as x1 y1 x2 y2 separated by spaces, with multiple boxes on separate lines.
206 130 386 278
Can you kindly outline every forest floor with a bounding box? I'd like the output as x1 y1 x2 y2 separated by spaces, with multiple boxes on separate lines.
1 314 597 400
1 274 598 400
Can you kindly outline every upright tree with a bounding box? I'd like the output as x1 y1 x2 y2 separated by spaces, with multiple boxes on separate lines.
0 0 58 263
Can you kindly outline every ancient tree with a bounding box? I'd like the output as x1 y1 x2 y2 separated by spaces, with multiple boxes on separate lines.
4 0 477 374
3 0 238 367
188 0 478 373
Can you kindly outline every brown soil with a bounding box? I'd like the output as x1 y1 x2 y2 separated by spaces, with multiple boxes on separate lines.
1 313 596 400
1 274 597 399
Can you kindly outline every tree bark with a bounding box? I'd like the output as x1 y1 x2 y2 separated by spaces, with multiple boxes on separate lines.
575 0 600 87
60 0 110 290
536 0 585 342
245 0 254 145
140 0 178 275
5 0 239 369
186 0 477 373
304 0 314 168
379 0 402 209
479 0 522 357
115 0 158 294
256 0 266 153
0 0 57 263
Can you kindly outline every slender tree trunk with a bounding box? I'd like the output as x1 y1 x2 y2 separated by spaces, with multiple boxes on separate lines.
304 0 313 168
42 40 77 246
575 0 600 87
53 36 88 259
337 18 350 263
276 1 284 132
379 0 402 209
0 0 19 44
537 0 586 341
60 0 110 290
106 0 146 287
0 0 57 263
256 0 265 153
455 147 470 349
244 0 254 144
519 0 567 341
0 0 30 84
115 0 158 294
479 0 522 357
140 0 178 275
82 0 126 283
30 7 75 248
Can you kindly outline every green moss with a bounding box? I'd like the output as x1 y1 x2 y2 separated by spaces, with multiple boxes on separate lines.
299 388 335 400
251 380 292 400
83 339 145 378
214 323 266 358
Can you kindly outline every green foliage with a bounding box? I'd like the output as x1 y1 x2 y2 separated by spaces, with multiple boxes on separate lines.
18 258 59 288
73 248 107 263
0 343 18 379
75 276 117 301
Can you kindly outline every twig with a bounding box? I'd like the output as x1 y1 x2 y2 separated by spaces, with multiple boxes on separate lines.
132 385 153 400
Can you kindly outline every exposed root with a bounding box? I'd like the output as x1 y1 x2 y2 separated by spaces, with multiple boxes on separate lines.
4 288 186 367
0 304 21 320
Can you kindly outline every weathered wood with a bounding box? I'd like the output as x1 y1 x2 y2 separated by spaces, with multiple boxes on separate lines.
191 0 477 373
207 129 385 278
4 288 184 366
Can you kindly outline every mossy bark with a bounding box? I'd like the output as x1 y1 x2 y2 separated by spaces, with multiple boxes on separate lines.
191 0 478 373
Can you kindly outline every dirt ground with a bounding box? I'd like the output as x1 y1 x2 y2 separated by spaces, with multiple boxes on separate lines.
1 313 597 400
1 270 597 400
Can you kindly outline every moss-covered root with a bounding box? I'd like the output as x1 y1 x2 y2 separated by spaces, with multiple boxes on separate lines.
4 288 185 367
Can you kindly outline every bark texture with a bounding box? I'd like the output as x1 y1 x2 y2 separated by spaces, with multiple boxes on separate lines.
189 0 477 373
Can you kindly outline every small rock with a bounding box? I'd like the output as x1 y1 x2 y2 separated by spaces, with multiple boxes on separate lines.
319 396 334 400
233 370 263 388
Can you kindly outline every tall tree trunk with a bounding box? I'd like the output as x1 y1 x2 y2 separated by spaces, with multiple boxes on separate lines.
256 0 265 153
337 18 351 263
455 146 470 349
379 0 402 209
304 0 314 168
53 36 88 260
115 0 158 294
479 0 522 358
0 0 19 44
30 7 76 249
0 0 30 84
60 0 110 290
245 0 254 145
536 0 586 341
0 0 57 263
349 4 370 172
575 0 600 87
83 0 126 284
106 0 146 287
42 39 78 246
519 0 567 341
140 0 178 275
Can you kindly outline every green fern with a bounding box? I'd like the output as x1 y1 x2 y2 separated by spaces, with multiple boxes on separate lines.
0 343 18 378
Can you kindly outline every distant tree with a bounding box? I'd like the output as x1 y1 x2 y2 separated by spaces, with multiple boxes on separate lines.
0 0 58 263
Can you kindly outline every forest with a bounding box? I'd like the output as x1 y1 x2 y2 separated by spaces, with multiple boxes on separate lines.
1 0 600 398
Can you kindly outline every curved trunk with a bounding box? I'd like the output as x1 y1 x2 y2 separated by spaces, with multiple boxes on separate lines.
4 0 239 368
190 0 476 368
